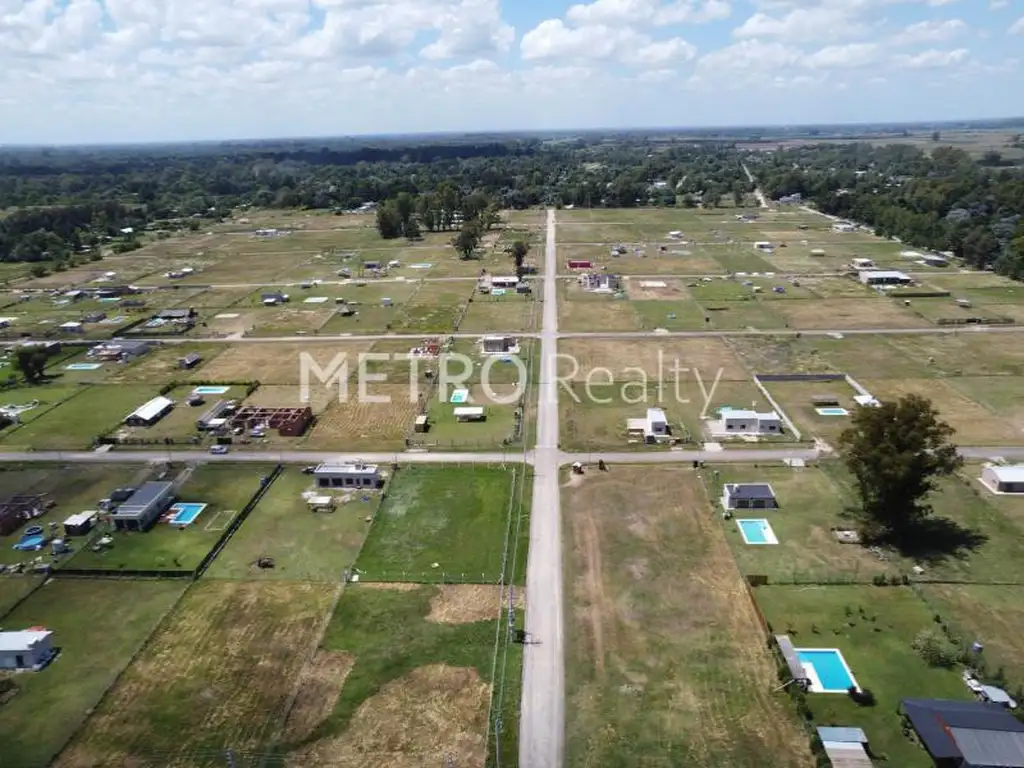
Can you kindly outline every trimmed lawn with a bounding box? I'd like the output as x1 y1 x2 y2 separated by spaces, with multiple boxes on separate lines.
754 585 969 768
0 578 184 768
355 466 528 583
205 467 378 581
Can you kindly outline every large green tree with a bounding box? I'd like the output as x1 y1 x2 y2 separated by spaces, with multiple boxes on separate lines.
509 239 529 277
837 394 962 542
452 221 480 260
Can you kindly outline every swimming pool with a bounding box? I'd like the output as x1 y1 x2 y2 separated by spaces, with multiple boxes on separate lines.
450 388 469 404
796 648 859 693
816 407 849 416
66 362 103 371
169 503 207 526
737 519 778 545
192 386 230 395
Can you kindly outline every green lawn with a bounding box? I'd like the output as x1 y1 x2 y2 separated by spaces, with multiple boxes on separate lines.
754 585 969 768
205 467 377 581
62 464 273 572
0 578 184 768
355 465 528 583
0 575 42 618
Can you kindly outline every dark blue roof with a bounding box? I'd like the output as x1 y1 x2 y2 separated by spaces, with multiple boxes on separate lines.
727 483 775 500
902 699 1024 760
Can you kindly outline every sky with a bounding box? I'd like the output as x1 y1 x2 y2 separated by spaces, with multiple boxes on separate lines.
1 0 1023 145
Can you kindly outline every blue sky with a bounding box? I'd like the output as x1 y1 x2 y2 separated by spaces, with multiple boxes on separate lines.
0 0 1022 144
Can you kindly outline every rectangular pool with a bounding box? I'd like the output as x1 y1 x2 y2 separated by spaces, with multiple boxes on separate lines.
450 388 469 404
737 518 778 545
816 407 849 416
66 362 103 371
192 386 230 395
168 502 207 526
796 648 859 693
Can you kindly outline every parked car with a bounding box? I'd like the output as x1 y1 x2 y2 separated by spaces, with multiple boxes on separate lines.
209 445 229 455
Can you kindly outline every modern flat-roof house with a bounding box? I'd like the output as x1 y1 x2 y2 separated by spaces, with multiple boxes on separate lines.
124 395 174 427
178 352 202 369
860 270 912 286
627 407 669 443
0 630 56 671
851 258 875 270
454 406 486 422
578 273 619 293
482 335 518 354
982 465 1024 495
59 321 84 333
261 292 288 306
721 409 783 435
901 698 1024 768
723 483 778 510
110 481 174 531
313 462 381 489
196 400 235 431
155 308 196 321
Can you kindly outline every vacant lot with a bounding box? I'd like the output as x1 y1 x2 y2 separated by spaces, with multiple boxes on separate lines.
886 332 1024 377
563 465 811 767
305 383 419 450
355 465 528 583
558 337 750 382
558 294 642 332
194 341 374 385
775 297 928 330
64 464 272 572
285 583 516 767
105 344 226 384
726 334 934 379
458 294 536 332
755 585 968 767
1 579 184 768
206 467 378 581
57 581 336 767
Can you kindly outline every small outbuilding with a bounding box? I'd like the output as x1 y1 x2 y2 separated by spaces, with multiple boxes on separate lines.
0 630 56 671
454 406 486 422
63 510 98 537
982 465 1024 495
816 727 872 767
723 483 777 510
178 353 202 369
124 396 174 427
859 270 912 287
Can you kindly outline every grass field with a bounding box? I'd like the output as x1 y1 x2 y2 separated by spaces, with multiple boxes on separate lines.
285 583 520 767
205 467 379 581
354 465 528 583
563 465 812 767
754 585 969 767
195 341 374 385
0 575 42 618
56 581 336 767
304 383 420 450
63 464 273 572
0 578 184 768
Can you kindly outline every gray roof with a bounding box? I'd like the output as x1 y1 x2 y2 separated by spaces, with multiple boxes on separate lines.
113 481 173 519
951 727 1024 767
817 727 868 744
727 483 775 500
903 699 1024 761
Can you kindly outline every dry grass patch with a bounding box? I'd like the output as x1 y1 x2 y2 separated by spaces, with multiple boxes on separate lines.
244 383 335 414
288 664 490 768
427 584 525 625
775 298 928 329
559 337 749 381
194 341 374 384
283 651 356 742
305 384 418 449
623 277 690 300
559 298 640 332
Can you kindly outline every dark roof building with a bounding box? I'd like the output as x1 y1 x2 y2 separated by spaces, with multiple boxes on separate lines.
109 481 174 532
902 698 1024 768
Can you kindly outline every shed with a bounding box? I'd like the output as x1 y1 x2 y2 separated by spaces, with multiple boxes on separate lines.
902 698 1024 768
59 321 84 333
810 249 826 257
0 630 56 671
178 352 202 369
63 510 98 537
981 685 1018 709
723 483 777 510
982 465 1024 494
491 276 519 288
414 415 429 433
810 394 841 407
817 727 872 768
454 406 486 422
859 270 912 286
110 481 175 531
566 259 592 270
124 396 174 427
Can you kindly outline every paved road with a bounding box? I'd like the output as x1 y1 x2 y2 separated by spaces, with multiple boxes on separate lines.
520 208 565 768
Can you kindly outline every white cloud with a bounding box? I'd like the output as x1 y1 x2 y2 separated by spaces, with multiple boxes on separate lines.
891 18 965 45
693 38 801 77
1010 17 1024 35
565 0 731 27
419 0 514 60
892 47 969 68
990 0 1009 8
520 19 695 65
733 7 867 42
803 42 881 69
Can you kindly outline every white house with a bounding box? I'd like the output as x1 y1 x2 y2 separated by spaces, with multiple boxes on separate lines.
754 241 774 252
578 273 619 293
313 462 381 489
859 270 912 287
982 465 1024 495
0 630 56 671
723 483 778 510
124 395 174 427
721 409 783 435
626 407 669 443
833 223 857 233
454 406 486 422
851 258 875 271
490 276 519 289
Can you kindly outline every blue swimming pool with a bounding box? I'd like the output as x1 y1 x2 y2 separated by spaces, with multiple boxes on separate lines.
450 388 469 404
169 503 207 526
816 407 849 416
66 362 103 371
193 386 230 395
737 519 778 545
796 649 858 693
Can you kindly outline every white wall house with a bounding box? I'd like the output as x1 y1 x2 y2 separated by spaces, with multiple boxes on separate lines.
982 465 1024 495
722 409 783 435
314 462 381 489
859 270 912 287
754 241 774 252
626 407 669 443
0 630 56 671
722 483 778 510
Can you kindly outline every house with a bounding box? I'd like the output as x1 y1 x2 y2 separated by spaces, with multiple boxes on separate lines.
196 400 234 431
723 483 777 510
816 727 872 767
110 481 175 531
482 336 518 354
566 259 592 270
490 276 519 289
154 308 195 322
414 414 429 433
721 409 783 435
63 289 86 301
625 408 670 443
924 255 949 267
833 223 857 233
63 510 98 537
454 406 486 422
59 321 84 334
854 394 881 408
0 630 56 671
777 193 803 204
982 465 1024 494
810 249 826 257
901 698 1024 768
516 282 532 294
90 340 151 361
754 241 774 252
82 311 106 324
859 270 912 287
578 273 619 293
851 258 875 271
313 462 381 489
261 292 288 306
124 395 174 427
178 352 202 369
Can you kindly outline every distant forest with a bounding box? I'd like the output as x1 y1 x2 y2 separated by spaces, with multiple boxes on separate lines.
1 131 1022 279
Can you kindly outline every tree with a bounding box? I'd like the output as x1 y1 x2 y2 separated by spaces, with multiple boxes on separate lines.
837 394 962 542
452 221 480 260
13 348 48 384
510 239 529 277
931 131 941 142
375 203 402 239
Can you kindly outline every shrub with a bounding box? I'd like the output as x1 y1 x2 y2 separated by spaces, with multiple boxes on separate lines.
913 628 959 668
848 686 877 706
